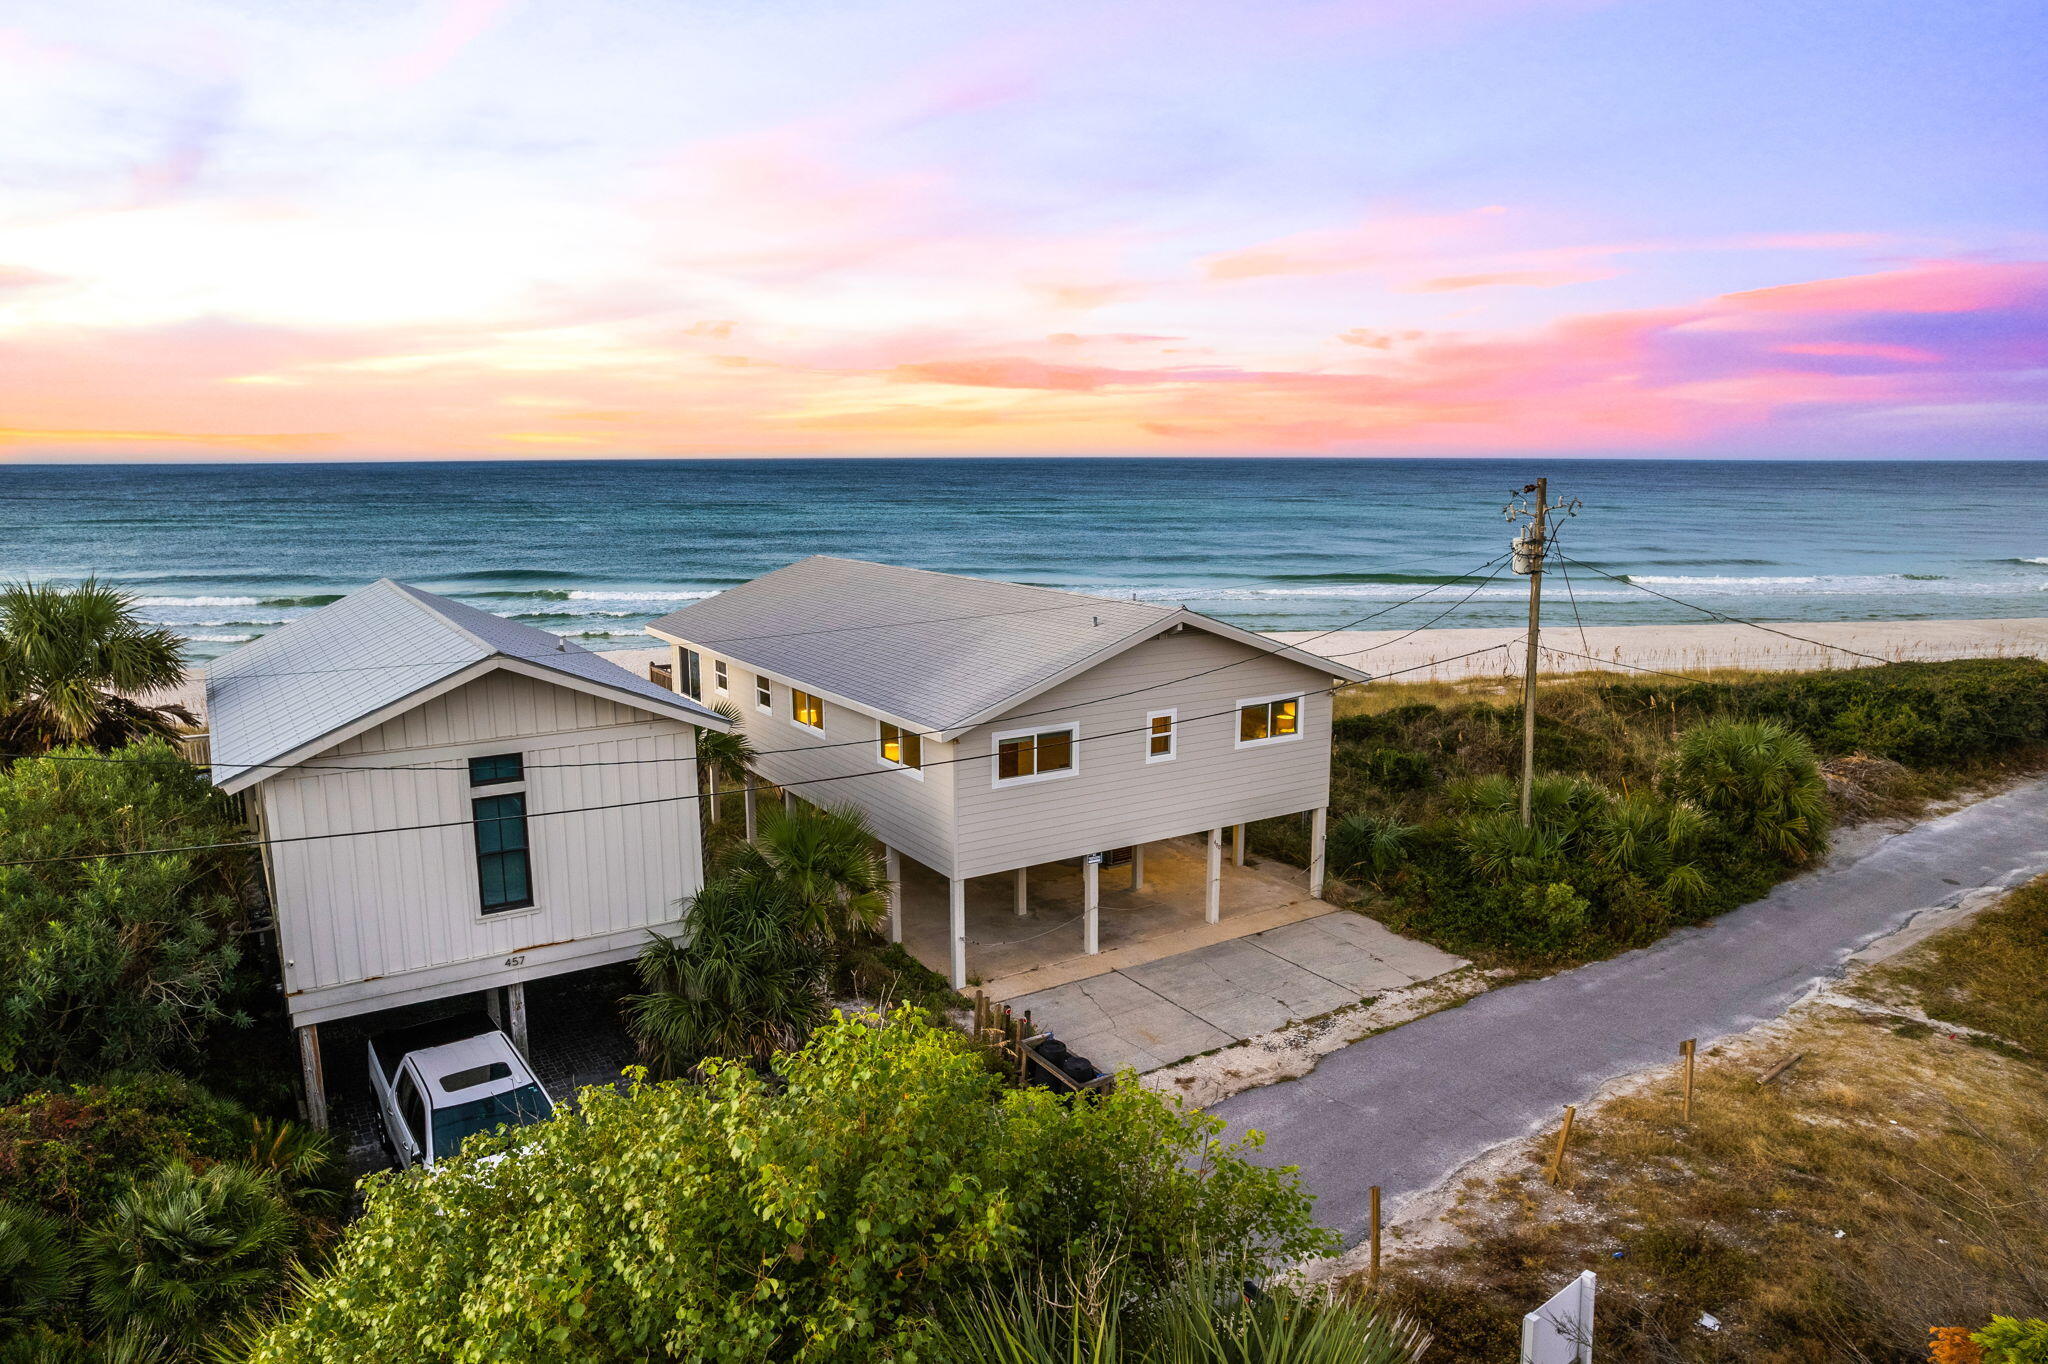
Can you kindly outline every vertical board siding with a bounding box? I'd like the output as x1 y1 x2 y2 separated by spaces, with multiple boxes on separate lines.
260 670 703 1009
951 629 1336 879
693 645 958 876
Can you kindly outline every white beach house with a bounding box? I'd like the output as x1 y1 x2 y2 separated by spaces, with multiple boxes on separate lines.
205 579 730 1127
645 557 1366 988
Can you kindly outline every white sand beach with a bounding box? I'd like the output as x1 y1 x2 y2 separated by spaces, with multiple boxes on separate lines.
156 616 2048 724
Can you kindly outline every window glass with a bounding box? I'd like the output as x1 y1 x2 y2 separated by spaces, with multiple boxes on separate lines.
440 1061 513 1092
792 690 825 729
397 1072 427 1150
713 660 729 691
1274 698 1300 736
755 677 772 711
468 753 523 786
474 793 533 911
1148 713 1175 758
879 722 923 769
429 1082 551 1159
997 728 1075 782
1239 699 1301 743
680 649 703 701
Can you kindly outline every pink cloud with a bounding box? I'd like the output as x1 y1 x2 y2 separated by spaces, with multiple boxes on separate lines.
1408 268 1618 292
381 0 513 85
1204 206 1511 280
1723 261 2048 314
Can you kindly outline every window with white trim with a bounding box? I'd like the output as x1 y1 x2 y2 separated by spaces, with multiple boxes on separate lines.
713 659 729 693
993 724 1077 786
755 675 772 713
878 721 923 773
791 689 825 731
678 649 703 701
1236 695 1302 747
1145 709 1177 762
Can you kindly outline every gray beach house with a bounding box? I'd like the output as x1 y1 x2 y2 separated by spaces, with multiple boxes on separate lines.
645 557 1365 987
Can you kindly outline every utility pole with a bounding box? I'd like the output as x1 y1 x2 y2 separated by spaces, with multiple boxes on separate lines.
1507 479 1577 826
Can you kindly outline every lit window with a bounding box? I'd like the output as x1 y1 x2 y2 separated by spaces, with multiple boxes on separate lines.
713 659 729 692
792 689 825 730
995 725 1076 785
1237 697 1301 746
879 721 923 770
1146 710 1176 761
755 676 772 712
679 649 703 701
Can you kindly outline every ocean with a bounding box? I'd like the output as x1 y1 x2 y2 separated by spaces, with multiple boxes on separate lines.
5 458 2046 661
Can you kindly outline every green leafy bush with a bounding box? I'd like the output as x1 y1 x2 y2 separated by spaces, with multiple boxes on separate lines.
0 1199 76 1329
247 1009 1332 1363
0 1074 250 1222
0 743 254 1086
1664 718 1829 864
1976 1316 2048 1363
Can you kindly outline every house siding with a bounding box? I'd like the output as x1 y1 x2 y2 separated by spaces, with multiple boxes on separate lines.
677 642 959 876
259 670 703 1025
950 629 1334 880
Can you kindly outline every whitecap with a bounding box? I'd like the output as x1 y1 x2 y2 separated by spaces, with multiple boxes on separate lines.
564 590 716 603
137 595 262 607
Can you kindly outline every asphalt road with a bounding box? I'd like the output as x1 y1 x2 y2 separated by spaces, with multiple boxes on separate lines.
1211 777 2048 1244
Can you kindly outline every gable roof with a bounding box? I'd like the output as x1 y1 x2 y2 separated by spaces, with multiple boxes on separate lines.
643 556 1366 742
205 579 727 792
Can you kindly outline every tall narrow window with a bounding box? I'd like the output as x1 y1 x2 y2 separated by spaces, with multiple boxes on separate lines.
791 689 825 731
473 792 533 912
993 724 1077 786
1236 696 1301 747
679 649 703 701
755 675 773 713
879 721 923 772
713 659 729 693
1145 710 1177 762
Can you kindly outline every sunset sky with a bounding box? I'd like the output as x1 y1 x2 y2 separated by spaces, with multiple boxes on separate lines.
3 0 2043 460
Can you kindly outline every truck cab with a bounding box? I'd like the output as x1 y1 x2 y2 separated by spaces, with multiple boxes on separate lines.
366 1013 554 1168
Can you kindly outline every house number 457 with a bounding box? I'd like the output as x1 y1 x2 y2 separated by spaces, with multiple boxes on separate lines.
503 954 526 967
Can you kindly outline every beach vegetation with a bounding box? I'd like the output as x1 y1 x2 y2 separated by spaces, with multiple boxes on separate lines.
242 1007 1333 1363
0 741 255 1087
725 802 890 945
0 579 195 757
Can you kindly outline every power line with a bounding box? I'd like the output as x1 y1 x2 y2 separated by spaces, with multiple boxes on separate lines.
1553 553 1901 667
0 641 1519 871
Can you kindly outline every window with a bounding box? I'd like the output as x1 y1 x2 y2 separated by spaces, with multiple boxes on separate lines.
878 721 923 773
1236 695 1302 747
791 689 825 731
755 675 773 713
1145 709 1177 762
429 1083 551 1161
468 753 523 786
993 724 1078 787
440 1061 513 1093
396 1072 427 1153
679 648 703 701
473 793 533 911
713 659 729 692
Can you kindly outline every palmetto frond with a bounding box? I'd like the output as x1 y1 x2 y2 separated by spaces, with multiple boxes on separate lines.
0 579 192 755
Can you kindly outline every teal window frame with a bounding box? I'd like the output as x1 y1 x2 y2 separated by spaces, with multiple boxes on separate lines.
473 792 534 912
468 753 523 786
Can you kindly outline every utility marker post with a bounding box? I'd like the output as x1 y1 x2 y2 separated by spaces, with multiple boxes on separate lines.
1506 478 1580 826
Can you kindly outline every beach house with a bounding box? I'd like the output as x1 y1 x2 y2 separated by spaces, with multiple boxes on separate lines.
644 557 1366 988
205 580 730 1127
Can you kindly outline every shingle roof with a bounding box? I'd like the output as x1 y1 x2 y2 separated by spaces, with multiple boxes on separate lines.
644 557 1365 739
206 579 726 791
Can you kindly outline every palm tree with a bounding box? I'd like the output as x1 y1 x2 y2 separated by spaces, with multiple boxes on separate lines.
725 803 888 944
627 873 830 1075
0 580 193 756
81 1161 296 1348
694 700 757 831
1666 718 1830 864
0 1199 77 1330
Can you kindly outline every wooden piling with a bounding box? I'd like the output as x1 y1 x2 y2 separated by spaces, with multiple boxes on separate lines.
1544 1105 1577 1185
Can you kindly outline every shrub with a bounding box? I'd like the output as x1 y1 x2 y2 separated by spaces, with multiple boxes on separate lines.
1976 1316 2048 1363
1665 719 1829 863
247 1009 1332 1363
0 1074 250 1222
1327 813 1418 882
0 1199 76 1329
0 743 254 1086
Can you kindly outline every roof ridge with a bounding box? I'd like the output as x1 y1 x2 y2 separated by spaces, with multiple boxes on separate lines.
799 555 1172 615
384 578 582 662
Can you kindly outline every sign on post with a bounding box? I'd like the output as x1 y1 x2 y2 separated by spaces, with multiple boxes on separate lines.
1520 1270 1595 1363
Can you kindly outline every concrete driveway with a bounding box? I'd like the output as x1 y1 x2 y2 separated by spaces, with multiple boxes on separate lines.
1211 777 2048 1246
1007 910 1466 1073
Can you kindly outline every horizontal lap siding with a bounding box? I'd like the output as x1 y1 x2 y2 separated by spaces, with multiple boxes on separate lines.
261 671 702 1010
951 630 1334 880
693 648 958 876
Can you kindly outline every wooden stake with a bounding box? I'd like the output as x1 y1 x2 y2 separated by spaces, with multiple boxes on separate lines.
1680 1038 1697 1124
1758 1052 1804 1086
1544 1105 1576 1185
1367 1185 1382 1294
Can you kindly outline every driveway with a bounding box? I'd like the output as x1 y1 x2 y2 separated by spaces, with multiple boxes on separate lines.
1007 910 1465 1073
1211 777 2048 1244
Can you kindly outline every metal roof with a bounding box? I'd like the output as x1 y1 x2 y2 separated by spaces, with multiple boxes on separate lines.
205 579 726 792
644 556 1366 740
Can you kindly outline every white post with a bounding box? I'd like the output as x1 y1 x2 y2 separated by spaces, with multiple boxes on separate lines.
784 788 796 815
506 980 529 1055
1233 823 1247 867
1309 806 1329 899
1013 865 1029 917
1206 827 1223 924
483 985 504 1028
1131 843 1145 891
296 1024 327 1131
707 765 721 824
885 847 903 944
1083 854 1101 955
743 783 758 842
948 877 968 990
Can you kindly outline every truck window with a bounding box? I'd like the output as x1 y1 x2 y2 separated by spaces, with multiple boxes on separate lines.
396 1071 429 1154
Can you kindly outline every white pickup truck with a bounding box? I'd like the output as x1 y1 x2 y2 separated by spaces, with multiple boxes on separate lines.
366 1013 555 1168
